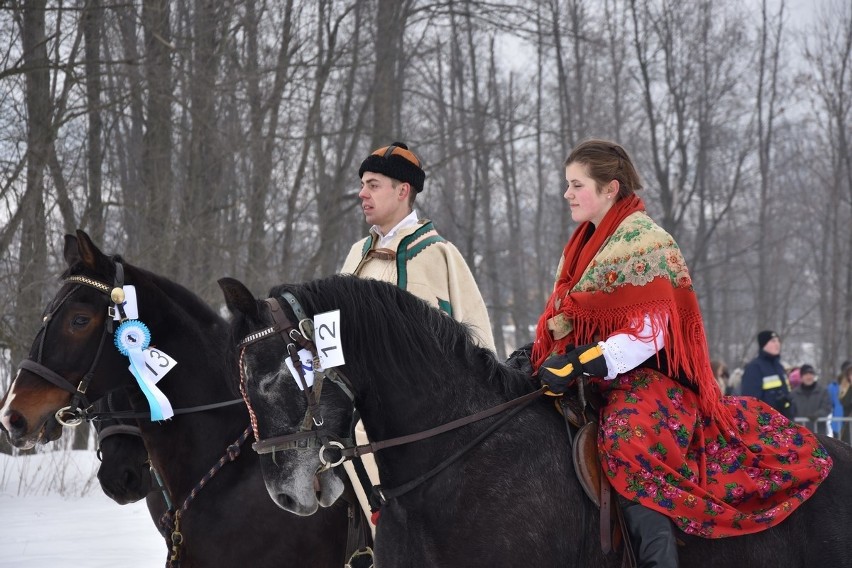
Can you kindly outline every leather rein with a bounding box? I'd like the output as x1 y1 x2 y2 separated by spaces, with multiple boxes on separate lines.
238 292 545 501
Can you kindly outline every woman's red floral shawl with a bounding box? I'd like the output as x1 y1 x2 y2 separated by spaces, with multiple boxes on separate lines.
532 196 724 419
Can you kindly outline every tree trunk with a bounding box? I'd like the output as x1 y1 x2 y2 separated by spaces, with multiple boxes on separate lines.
13 0 51 367
82 0 105 241
139 0 174 268
370 0 410 146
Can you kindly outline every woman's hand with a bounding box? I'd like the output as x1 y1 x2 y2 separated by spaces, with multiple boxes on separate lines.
538 343 608 394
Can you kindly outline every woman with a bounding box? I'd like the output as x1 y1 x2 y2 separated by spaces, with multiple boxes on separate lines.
532 140 832 568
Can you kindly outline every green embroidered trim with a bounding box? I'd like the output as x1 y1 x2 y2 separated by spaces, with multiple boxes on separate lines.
361 234 375 257
407 235 446 260
438 298 452 316
396 222 438 290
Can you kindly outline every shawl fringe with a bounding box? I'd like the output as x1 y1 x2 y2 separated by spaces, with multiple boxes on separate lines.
533 198 728 426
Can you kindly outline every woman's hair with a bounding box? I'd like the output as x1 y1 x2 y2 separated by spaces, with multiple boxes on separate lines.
564 139 643 200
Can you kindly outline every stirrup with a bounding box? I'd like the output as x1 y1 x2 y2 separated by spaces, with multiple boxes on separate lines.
345 546 374 568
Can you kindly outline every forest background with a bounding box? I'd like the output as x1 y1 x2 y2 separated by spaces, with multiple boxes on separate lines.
1 0 851 453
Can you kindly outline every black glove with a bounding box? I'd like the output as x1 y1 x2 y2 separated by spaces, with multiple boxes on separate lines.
538 343 608 394
504 342 534 376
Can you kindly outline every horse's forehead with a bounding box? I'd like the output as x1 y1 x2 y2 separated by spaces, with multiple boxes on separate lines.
36 301 109 371
244 357 304 421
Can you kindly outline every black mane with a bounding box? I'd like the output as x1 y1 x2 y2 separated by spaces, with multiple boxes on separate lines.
268 275 533 402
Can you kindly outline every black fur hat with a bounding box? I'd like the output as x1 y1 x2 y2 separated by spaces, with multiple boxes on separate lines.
358 142 425 193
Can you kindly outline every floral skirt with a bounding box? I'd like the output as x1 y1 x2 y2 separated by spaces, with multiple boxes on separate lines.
595 368 832 538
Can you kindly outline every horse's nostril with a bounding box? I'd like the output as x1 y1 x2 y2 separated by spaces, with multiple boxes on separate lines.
279 493 296 509
122 469 139 489
6 410 26 433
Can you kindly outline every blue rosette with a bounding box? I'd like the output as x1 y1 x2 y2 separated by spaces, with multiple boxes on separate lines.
114 320 151 355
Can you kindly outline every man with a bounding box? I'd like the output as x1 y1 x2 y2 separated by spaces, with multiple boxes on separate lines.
741 330 794 419
790 364 833 435
340 141 496 535
341 141 495 349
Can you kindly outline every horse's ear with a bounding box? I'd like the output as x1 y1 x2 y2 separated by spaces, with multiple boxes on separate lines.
218 277 259 319
63 234 79 267
64 229 103 269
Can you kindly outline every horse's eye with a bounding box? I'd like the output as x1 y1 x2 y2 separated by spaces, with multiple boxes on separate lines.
71 314 91 328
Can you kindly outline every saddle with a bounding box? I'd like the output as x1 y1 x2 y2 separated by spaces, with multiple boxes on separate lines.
558 383 637 568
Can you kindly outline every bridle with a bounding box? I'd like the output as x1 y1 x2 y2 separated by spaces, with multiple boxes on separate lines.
19 263 244 426
238 294 355 469
238 291 546 503
20 260 129 427
94 388 145 460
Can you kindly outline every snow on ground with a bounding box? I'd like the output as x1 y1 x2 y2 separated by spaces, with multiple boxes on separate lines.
0 450 166 567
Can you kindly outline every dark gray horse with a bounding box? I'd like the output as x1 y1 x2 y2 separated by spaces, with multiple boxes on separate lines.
221 273 852 568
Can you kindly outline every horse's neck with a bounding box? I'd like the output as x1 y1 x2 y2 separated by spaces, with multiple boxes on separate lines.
352 364 510 479
142 403 250 501
140 299 248 488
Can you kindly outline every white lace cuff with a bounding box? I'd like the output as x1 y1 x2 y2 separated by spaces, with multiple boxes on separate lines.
599 314 665 380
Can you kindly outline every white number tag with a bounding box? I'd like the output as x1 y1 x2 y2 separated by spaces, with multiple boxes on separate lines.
284 348 315 390
113 285 139 320
139 347 177 384
313 310 345 369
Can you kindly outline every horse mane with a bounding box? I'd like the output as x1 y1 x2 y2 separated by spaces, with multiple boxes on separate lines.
269 275 533 403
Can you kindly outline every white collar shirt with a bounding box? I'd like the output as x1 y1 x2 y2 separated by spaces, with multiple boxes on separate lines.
373 210 419 248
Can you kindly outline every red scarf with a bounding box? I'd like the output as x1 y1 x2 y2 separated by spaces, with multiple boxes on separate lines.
532 195 724 419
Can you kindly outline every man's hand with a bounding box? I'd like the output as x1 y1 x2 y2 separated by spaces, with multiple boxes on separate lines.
505 342 534 376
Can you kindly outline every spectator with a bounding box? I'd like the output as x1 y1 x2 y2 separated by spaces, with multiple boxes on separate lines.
711 359 732 395
827 365 845 437
741 330 794 419
790 364 832 435
726 367 743 396
788 366 802 390
838 362 852 443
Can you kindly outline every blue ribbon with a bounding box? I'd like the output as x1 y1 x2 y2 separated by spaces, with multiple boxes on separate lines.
114 320 173 421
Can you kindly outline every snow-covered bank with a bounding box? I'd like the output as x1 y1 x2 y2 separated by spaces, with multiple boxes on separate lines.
0 451 166 567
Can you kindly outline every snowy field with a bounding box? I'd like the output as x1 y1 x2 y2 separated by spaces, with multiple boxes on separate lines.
0 450 166 567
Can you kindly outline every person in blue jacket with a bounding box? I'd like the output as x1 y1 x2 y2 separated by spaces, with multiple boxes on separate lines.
741 330 794 419
826 363 847 436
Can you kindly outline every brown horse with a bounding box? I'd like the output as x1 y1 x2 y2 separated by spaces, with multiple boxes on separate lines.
0 231 361 567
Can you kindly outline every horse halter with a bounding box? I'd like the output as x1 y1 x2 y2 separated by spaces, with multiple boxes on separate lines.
20 261 128 427
238 293 354 469
94 388 144 460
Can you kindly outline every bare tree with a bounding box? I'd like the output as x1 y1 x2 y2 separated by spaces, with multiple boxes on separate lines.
803 0 852 372
370 0 412 146
754 0 787 330
81 0 105 241
137 0 174 266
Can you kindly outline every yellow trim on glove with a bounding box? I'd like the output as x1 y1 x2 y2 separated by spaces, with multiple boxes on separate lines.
577 344 603 364
543 361 575 378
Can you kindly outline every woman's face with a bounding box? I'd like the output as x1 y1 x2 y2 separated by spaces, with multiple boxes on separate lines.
564 162 616 226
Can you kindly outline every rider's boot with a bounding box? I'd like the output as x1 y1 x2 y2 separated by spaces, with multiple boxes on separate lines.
620 498 679 568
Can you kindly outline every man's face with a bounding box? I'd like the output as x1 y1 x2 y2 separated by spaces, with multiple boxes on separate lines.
801 371 816 385
358 172 409 234
763 336 781 356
